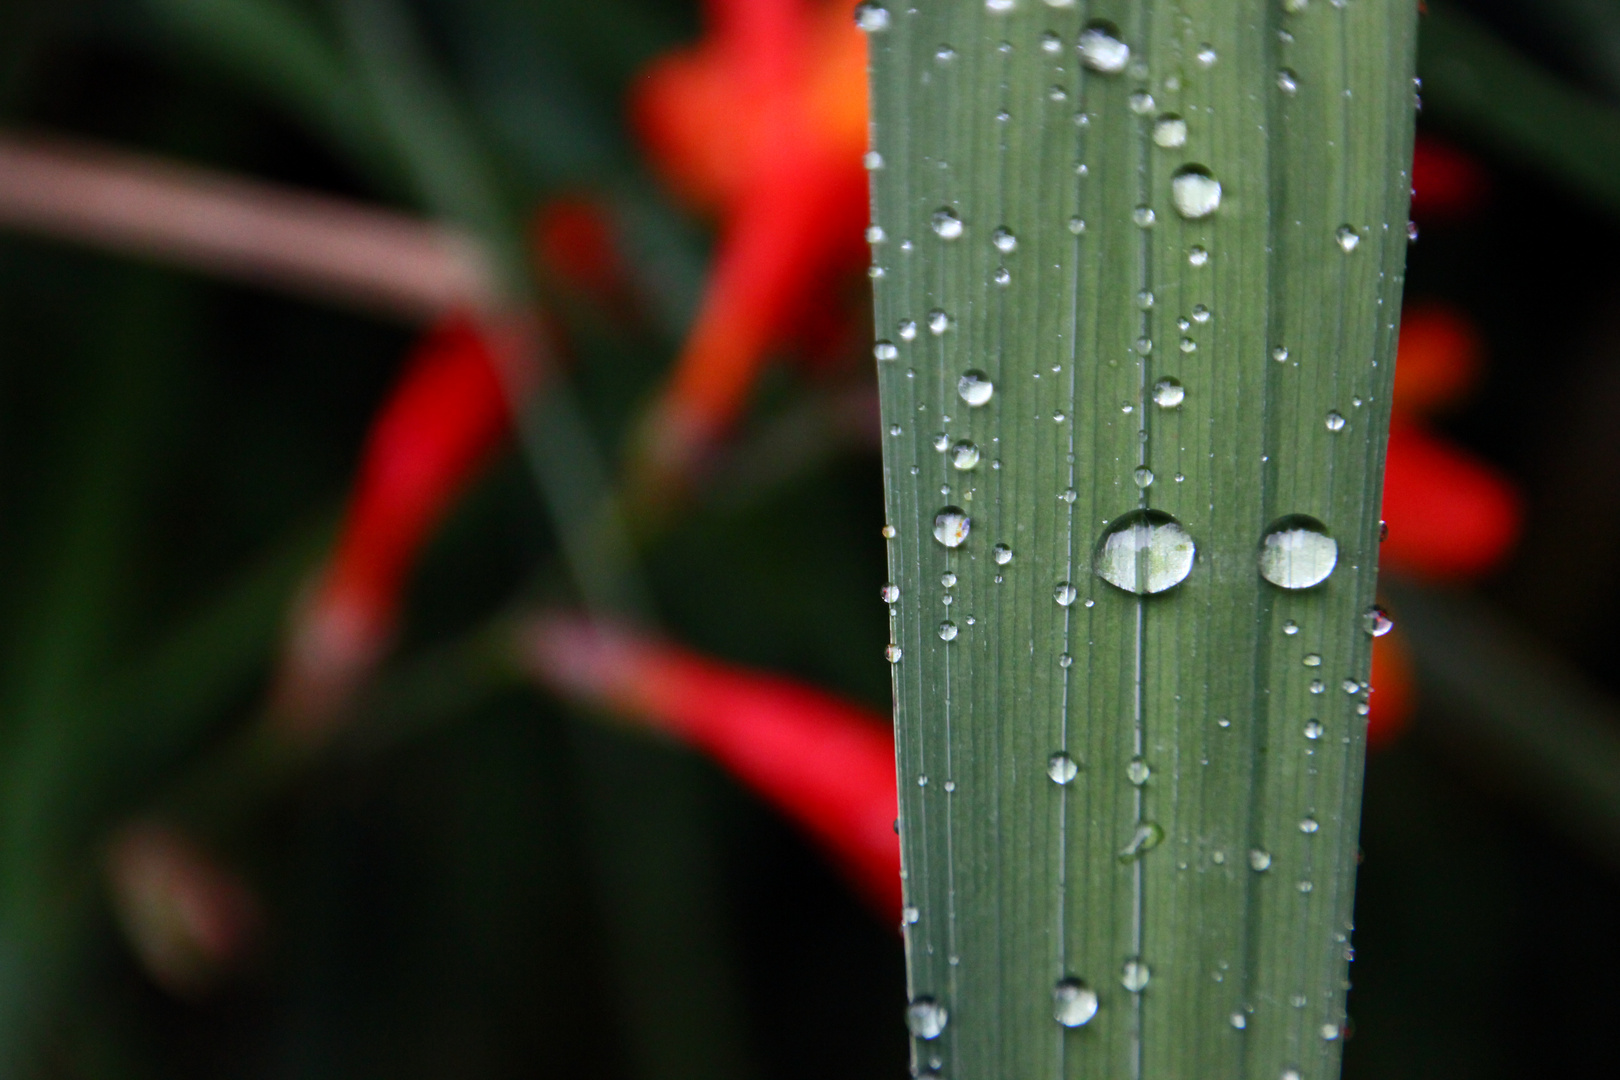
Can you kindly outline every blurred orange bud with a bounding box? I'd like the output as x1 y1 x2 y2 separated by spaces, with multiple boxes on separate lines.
1393 302 1484 416
273 312 535 737
532 197 635 315
107 822 261 996
526 615 900 917
1410 135 1488 222
1366 631 1413 750
1380 419 1521 580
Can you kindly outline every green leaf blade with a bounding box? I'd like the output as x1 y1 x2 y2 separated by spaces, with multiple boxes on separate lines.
868 3 1415 1077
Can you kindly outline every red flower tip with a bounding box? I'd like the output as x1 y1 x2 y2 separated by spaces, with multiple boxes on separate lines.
107 822 262 997
526 615 901 918
273 312 531 736
1411 135 1489 221
1380 419 1522 579
532 197 635 315
1394 302 1484 417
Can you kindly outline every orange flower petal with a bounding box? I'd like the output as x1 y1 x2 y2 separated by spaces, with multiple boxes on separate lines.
527 616 900 917
1394 302 1483 417
1410 135 1489 221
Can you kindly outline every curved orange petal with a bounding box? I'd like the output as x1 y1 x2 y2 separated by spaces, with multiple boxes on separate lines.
1393 302 1483 417
527 616 900 918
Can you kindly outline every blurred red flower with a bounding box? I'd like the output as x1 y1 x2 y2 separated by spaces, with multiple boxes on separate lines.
526 615 901 918
272 312 531 738
629 0 870 491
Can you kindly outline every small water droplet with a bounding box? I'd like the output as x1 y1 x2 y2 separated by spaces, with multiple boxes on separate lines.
1192 304 1211 323
1133 206 1156 228
1041 31 1063 54
1136 289 1156 310
866 225 886 244
1153 378 1186 408
1053 978 1099 1026
1171 166 1222 219
932 207 964 240
1304 720 1323 740
901 905 919 925
1127 756 1151 785
935 44 956 62
1078 23 1131 73
1119 821 1165 862
1303 653 1322 667
1325 410 1346 432
1272 345 1289 363
882 525 896 539
934 507 971 548
1135 336 1154 355
1188 245 1210 267
1300 817 1320 834
992 226 1018 253
1335 224 1360 252
1249 849 1272 872
1283 619 1299 635
993 543 1014 565
985 0 1014 12
906 998 948 1039
1129 90 1156 115
854 2 890 31
1121 958 1151 992
1133 466 1155 488
1407 220 1420 242
1054 581 1079 606
1058 652 1073 668
931 432 950 453
1342 678 1362 695
874 340 899 361
1153 114 1187 148
1277 68 1298 94
928 309 951 335
1068 216 1087 234
1048 752 1079 784
1094 510 1197 595
1196 43 1217 67
1230 1011 1248 1030
1309 679 1325 694
1297 880 1313 894
881 583 899 603
1060 487 1078 504
898 319 917 341
951 441 981 470
886 643 903 663
1179 337 1197 353
958 370 994 406
938 620 958 641
1259 514 1339 589
993 267 1011 286
863 151 884 171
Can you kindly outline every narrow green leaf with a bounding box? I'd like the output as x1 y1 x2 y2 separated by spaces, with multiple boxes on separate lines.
867 3 1414 1077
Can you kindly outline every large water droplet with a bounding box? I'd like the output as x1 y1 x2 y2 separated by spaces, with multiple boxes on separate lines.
934 508 971 548
906 997 949 1039
1053 977 1099 1026
1054 581 1079 607
1094 510 1196 595
1078 23 1130 73
951 441 980 470
932 207 964 240
854 2 890 31
1153 378 1185 408
1364 605 1394 637
993 543 1014 565
992 226 1018 253
1259 515 1338 589
874 340 899 361
938 621 958 642
1335 224 1360 252
1121 958 1151 992
1171 166 1222 219
1153 114 1187 148
958 370 994 406
1048 752 1079 784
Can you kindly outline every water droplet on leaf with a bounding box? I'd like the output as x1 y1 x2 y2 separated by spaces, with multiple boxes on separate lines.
1078 23 1130 73
934 508 971 548
958 370 994 406
1153 114 1187 148
951 441 980 470
1153 379 1185 408
1048 752 1079 784
932 207 964 240
1095 510 1196 595
1171 166 1222 219
1053 978 1099 1026
1259 515 1338 589
906 998 949 1039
